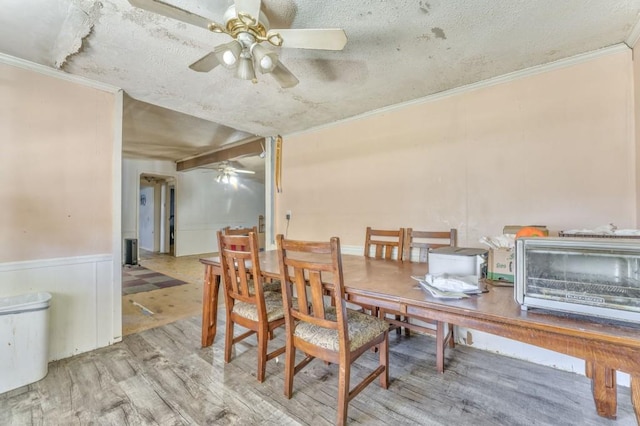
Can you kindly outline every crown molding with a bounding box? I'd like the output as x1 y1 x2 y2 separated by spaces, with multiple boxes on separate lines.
286 44 630 138
0 52 120 93
625 17 640 49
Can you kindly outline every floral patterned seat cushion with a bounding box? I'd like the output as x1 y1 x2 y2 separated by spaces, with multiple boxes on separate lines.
232 290 286 322
245 279 281 294
294 307 388 352
262 279 282 293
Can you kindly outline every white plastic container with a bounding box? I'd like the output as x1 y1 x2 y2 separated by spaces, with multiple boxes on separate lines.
428 247 488 277
0 292 52 394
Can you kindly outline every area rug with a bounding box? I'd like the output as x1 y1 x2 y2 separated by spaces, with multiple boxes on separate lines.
122 265 188 295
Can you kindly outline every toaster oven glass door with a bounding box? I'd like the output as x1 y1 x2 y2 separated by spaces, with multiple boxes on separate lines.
518 239 640 317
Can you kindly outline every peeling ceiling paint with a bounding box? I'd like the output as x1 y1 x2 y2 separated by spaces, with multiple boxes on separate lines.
54 0 102 68
1 0 640 165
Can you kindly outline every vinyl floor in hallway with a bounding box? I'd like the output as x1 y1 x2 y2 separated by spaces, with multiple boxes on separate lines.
122 249 217 336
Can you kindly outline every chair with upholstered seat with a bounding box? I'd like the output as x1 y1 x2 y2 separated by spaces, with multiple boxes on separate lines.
362 227 405 322
359 227 405 315
222 225 279 291
217 230 286 382
276 234 389 426
383 227 458 372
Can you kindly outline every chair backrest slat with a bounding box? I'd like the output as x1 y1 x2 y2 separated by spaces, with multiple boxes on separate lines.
292 267 310 315
308 270 326 319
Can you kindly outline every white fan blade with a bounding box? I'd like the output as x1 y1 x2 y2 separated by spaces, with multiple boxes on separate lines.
188 52 221 72
233 169 255 174
270 62 299 88
275 29 347 50
128 0 212 30
234 0 262 20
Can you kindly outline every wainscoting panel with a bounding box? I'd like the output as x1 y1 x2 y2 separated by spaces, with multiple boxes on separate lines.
0 254 119 361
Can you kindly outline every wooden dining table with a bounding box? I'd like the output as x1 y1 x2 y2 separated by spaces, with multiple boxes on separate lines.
200 251 640 422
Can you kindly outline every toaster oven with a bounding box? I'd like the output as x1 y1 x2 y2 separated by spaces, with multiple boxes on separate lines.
514 237 640 324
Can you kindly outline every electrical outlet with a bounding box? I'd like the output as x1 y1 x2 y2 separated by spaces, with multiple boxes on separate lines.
286 210 292 220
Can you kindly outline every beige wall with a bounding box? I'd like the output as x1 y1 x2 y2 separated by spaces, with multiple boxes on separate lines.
0 62 114 262
0 58 121 360
633 41 640 226
277 49 635 247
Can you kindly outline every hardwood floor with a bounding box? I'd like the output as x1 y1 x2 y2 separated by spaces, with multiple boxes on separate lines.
1 312 636 425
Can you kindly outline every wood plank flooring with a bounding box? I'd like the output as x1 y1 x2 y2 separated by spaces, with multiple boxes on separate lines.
1 312 637 425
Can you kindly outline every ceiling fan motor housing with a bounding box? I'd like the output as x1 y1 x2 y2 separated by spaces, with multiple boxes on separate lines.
222 5 270 40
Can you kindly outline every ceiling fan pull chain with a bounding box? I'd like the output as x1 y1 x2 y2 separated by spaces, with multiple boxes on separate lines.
208 22 230 36
265 31 283 47
237 12 258 28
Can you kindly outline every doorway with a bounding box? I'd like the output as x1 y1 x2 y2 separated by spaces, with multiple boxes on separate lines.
138 174 175 255
123 173 195 336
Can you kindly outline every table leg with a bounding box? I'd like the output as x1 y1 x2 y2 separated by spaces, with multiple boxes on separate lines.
586 361 617 419
435 321 445 374
201 266 220 348
631 375 640 424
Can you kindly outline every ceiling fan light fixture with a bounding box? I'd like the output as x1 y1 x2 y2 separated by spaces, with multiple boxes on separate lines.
128 0 347 88
236 56 257 82
250 43 278 73
214 40 243 69
223 50 237 65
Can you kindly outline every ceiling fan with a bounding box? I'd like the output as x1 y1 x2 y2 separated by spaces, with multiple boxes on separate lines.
213 161 255 183
128 0 348 88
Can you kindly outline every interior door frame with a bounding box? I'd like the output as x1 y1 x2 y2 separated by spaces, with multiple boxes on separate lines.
138 173 175 255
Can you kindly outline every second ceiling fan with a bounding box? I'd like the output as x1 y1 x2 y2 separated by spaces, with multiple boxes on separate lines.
214 161 255 184
129 0 348 88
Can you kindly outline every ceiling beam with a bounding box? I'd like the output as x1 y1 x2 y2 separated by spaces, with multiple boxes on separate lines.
176 137 264 171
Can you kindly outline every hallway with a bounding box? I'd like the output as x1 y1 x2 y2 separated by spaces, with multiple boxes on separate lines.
122 249 216 336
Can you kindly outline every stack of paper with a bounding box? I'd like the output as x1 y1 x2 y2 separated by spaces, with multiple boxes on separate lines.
412 273 481 299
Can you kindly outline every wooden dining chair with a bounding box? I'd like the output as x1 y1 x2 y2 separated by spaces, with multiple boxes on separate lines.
403 228 458 262
217 230 286 382
382 227 458 372
222 225 277 290
276 234 389 426
362 227 405 318
223 226 259 250
358 227 406 316
364 227 405 260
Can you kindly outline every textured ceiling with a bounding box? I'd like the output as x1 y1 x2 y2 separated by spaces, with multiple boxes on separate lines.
2 0 640 165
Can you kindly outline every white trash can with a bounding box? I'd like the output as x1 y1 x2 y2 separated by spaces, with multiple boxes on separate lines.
0 292 52 394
